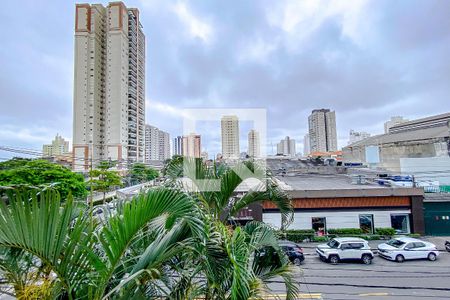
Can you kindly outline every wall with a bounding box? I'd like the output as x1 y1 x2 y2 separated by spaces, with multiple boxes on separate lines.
400 156 450 185
263 209 411 231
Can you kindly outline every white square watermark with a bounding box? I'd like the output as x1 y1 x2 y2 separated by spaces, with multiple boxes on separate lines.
181 108 267 192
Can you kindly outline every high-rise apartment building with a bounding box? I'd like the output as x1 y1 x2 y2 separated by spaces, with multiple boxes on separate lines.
308 109 337 152
221 115 240 159
348 129 370 145
277 136 296 157
384 116 409 133
145 125 159 161
158 130 170 161
303 133 310 156
247 129 260 158
173 136 183 156
73 2 145 171
182 133 201 158
43 134 70 157
144 125 170 161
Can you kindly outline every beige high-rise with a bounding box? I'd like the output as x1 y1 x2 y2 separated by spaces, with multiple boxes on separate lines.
248 129 260 158
221 115 240 159
183 133 201 158
308 109 337 152
73 2 145 171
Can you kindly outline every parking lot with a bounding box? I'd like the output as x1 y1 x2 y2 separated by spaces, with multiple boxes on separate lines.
269 236 450 299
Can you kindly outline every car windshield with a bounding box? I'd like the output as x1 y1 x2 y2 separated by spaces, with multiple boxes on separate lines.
327 239 340 248
386 239 406 248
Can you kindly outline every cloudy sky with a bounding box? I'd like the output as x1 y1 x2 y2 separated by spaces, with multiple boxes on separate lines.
1 0 450 159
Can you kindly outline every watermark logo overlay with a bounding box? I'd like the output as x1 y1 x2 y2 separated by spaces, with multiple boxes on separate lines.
182 108 267 192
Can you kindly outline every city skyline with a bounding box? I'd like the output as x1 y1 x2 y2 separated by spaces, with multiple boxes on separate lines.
2 1 450 159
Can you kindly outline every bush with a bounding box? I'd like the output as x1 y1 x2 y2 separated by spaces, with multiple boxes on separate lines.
375 228 396 236
328 228 363 235
312 236 328 242
406 233 421 238
278 229 315 243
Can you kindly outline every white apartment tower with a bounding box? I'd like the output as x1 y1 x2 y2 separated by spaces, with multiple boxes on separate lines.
248 129 260 158
73 2 145 171
308 109 337 153
221 115 240 159
144 125 170 161
144 125 159 161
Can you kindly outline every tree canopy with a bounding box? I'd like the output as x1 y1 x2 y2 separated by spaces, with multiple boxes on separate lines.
0 158 87 198
128 162 159 185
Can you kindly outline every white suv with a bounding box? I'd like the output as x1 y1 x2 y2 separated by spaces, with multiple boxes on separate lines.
316 237 374 264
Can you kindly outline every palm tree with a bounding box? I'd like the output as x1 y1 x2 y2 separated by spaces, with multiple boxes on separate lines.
0 157 299 300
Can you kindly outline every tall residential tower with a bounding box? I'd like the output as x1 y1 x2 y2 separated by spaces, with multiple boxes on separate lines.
248 129 260 158
308 109 337 153
221 115 240 159
73 2 145 170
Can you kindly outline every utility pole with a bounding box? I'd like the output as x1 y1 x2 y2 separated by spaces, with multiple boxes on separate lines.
89 143 94 228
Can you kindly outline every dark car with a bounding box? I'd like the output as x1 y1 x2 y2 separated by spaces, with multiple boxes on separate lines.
445 241 450 252
279 242 305 265
255 241 305 267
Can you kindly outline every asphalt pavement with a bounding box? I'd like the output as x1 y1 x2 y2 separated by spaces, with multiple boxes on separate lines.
268 236 450 300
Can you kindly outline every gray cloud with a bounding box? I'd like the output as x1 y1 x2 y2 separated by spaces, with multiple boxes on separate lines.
1 0 450 158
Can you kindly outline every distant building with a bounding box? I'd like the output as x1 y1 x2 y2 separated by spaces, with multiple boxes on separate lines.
248 129 260 158
72 3 146 170
348 130 371 145
201 151 209 161
221 115 240 159
158 130 170 161
308 109 337 152
384 116 408 134
145 125 170 162
43 134 70 157
173 136 183 156
277 136 296 157
303 133 310 156
183 133 201 158
343 112 450 185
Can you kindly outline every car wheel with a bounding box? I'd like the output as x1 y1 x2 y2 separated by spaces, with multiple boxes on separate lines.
329 255 339 265
395 254 405 263
362 254 372 265
293 258 302 266
428 252 437 261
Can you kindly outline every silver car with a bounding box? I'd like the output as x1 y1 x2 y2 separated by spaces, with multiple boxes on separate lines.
378 237 439 263
316 237 374 265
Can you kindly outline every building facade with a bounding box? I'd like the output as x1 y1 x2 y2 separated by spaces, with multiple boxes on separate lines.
384 116 408 134
158 130 170 161
277 136 296 157
73 2 145 171
343 112 450 184
303 133 310 156
183 133 201 158
348 130 371 145
173 136 183 156
247 129 260 158
43 134 70 157
144 125 170 162
308 109 337 153
221 115 240 159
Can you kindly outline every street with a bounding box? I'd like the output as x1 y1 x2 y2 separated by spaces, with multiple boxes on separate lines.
269 237 450 299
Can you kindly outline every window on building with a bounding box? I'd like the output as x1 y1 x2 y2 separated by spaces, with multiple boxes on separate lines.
359 214 374 234
391 214 410 234
312 217 326 236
